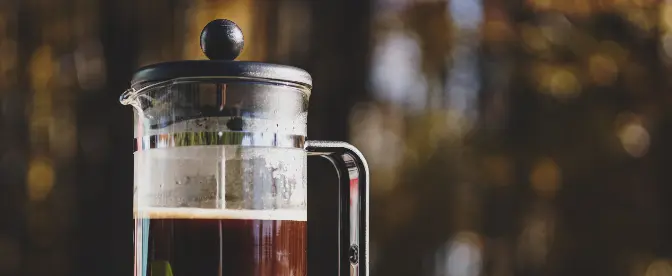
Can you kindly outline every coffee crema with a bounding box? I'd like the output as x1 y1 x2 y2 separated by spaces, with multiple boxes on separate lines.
134 208 307 276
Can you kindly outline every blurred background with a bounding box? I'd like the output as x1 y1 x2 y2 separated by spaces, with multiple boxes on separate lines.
1 0 672 275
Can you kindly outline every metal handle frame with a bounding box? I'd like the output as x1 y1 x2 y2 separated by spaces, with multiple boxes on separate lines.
305 141 369 276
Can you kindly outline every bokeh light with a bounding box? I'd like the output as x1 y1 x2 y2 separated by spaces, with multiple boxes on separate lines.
26 157 55 202
615 112 650 158
437 232 483 276
29 45 55 92
521 24 549 53
645 260 672 276
350 103 405 194
370 30 427 111
589 53 619 86
530 158 561 198
517 213 555 270
539 67 582 99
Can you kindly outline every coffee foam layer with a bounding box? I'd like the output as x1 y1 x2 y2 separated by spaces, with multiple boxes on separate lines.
135 207 307 221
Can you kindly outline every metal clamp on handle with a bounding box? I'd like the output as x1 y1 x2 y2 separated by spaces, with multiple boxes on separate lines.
305 141 370 276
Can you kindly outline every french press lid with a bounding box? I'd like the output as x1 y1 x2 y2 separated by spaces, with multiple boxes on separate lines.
130 19 313 89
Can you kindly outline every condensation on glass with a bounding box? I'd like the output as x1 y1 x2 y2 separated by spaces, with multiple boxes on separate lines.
122 78 310 218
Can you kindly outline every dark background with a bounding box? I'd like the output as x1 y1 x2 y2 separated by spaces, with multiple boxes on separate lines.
1 0 672 275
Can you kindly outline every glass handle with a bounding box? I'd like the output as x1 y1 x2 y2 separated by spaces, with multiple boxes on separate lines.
305 141 369 276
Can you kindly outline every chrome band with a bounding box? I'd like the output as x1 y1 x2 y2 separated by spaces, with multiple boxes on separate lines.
133 131 305 151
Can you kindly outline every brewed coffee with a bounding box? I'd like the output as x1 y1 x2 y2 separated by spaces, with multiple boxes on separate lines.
134 208 307 276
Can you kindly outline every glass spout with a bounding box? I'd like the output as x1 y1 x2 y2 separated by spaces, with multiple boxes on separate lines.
120 88 137 106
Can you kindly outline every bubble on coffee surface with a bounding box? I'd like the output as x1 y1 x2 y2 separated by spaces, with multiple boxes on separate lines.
134 146 306 210
135 207 307 221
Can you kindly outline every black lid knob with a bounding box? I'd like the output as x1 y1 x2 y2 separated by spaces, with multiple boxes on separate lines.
200 19 244 61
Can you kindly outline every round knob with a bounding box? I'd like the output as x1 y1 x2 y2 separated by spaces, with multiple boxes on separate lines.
200 19 244 60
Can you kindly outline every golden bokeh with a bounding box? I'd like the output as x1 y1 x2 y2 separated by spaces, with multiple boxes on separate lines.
625 9 656 33
618 122 650 158
645 260 672 276
528 0 552 10
599 40 628 64
615 112 650 158
589 53 618 86
26 157 55 201
530 158 561 198
542 68 582 99
28 45 55 92
521 24 549 53
660 4 672 32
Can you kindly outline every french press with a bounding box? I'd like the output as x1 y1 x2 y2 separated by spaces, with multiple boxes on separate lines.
120 19 369 276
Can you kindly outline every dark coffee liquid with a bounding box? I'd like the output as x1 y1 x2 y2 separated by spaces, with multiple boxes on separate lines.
134 210 307 276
